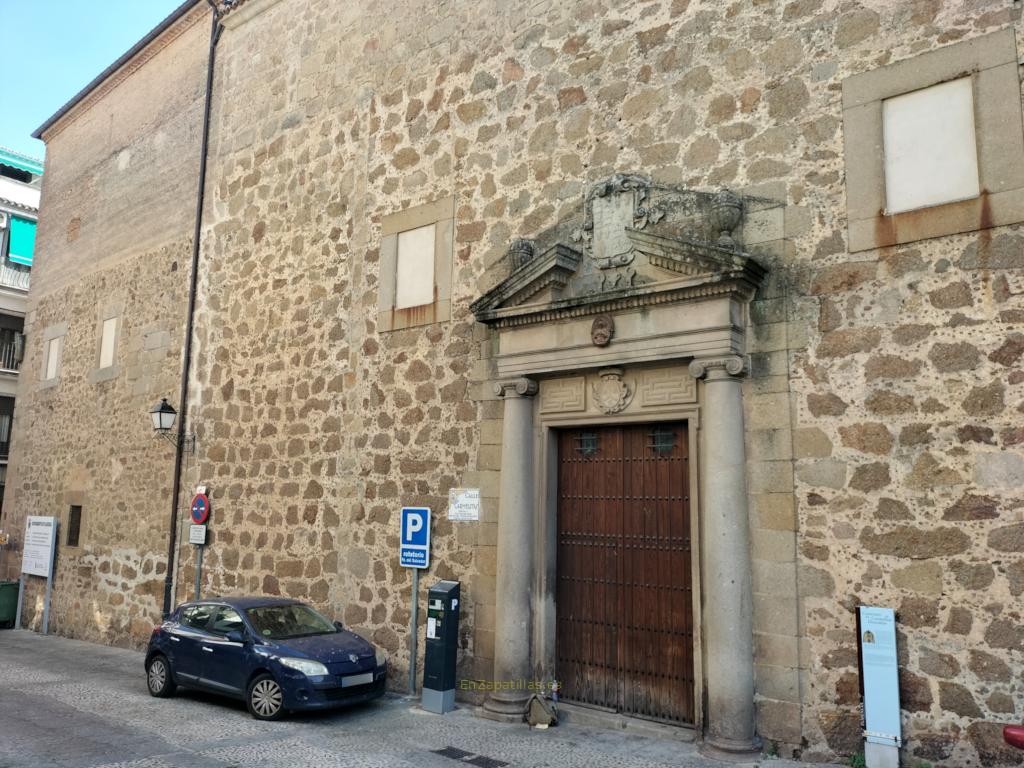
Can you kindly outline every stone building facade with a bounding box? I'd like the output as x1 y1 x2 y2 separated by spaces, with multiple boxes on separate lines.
4 0 1024 765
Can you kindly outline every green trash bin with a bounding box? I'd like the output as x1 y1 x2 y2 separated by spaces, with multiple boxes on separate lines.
0 580 18 629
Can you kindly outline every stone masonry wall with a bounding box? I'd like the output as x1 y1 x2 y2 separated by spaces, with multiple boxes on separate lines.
196 3 1023 763
10 0 1024 764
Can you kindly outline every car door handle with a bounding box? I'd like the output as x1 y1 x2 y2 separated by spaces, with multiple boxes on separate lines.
202 646 214 653
170 637 180 642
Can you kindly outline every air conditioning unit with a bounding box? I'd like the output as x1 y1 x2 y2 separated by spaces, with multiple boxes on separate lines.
0 212 8 230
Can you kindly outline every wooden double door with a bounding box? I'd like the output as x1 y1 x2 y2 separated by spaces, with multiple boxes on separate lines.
556 422 695 725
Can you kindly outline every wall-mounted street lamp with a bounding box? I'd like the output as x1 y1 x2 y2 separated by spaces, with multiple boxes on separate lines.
150 398 195 453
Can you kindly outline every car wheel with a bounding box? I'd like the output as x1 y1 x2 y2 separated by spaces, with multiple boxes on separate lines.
146 655 177 698
247 673 286 720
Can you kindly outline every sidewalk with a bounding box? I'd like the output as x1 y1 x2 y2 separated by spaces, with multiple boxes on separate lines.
0 630 837 768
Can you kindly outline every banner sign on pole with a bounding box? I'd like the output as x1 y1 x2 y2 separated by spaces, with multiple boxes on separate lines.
400 507 430 569
21 516 57 577
858 606 902 748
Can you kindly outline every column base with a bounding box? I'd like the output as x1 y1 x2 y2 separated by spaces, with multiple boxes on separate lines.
479 691 530 723
699 735 762 763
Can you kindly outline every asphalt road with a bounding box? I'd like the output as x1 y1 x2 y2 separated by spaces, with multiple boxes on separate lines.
0 629 824 768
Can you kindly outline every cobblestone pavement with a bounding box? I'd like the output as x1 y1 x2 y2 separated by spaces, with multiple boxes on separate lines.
0 631 838 768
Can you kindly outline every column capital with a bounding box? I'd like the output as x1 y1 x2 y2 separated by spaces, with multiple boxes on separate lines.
688 355 748 381
493 377 538 398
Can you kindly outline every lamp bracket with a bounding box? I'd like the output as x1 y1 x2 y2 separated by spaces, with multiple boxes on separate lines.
157 432 196 454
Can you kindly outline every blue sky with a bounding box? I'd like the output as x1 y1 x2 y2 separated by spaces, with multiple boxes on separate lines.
0 0 185 161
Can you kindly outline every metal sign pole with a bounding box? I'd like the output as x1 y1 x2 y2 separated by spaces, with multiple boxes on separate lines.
41 521 58 635
194 545 203 601
408 566 419 694
14 574 24 630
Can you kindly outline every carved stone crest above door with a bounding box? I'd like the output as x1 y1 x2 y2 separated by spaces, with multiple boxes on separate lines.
591 368 634 414
471 173 777 379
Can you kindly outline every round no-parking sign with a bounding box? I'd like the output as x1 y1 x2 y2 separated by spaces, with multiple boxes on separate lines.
190 493 210 525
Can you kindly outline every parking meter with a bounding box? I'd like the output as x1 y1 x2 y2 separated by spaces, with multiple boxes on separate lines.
422 580 460 714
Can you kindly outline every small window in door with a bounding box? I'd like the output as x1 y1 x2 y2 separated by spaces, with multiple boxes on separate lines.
66 505 82 547
210 606 244 636
181 604 214 631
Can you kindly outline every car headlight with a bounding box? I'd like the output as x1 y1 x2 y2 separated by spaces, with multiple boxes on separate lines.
375 649 387 667
279 657 328 676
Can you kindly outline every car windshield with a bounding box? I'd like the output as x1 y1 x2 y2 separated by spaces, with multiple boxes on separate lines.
245 604 337 640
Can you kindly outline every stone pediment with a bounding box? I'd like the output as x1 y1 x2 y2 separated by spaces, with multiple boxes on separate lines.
471 174 771 327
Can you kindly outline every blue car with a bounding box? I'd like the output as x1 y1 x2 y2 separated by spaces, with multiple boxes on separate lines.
144 596 387 720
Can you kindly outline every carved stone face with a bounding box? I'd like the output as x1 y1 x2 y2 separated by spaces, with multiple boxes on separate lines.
591 315 614 347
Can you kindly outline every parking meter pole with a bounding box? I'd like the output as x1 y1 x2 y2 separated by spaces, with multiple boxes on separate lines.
408 566 419 694
194 545 203 601
422 580 460 714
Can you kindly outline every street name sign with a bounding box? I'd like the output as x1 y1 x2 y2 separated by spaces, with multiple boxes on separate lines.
400 507 430 568
447 488 480 521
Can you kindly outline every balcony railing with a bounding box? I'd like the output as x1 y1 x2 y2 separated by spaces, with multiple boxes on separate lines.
0 341 21 372
0 261 30 291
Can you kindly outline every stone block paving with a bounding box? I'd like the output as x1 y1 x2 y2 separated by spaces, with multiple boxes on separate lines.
0 631 838 768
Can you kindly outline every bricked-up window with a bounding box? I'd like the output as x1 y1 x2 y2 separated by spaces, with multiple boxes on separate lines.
395 224 436 309
66 505 82 548
842 29 1024 251
882 77 980 214
44 336 61 380
378 196 455 332
98 317 118 369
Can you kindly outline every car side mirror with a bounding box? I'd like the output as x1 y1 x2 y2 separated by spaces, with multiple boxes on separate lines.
333 621 344 631
227 630 246 644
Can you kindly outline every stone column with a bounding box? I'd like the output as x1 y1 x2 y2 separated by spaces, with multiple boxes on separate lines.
689 355 759 757
482 376 538 720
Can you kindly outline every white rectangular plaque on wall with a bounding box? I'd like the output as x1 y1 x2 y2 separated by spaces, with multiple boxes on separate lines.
447 488 480 521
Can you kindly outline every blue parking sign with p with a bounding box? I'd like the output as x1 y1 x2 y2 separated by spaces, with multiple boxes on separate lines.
400 507 430 568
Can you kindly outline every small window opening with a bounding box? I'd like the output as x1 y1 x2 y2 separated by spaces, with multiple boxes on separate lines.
67 505 82 547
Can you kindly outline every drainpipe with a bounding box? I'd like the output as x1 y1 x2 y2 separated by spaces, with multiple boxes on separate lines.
162 0 226 616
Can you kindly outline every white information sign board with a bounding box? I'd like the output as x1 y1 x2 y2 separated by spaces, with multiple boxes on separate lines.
859 605 901 768
21 516 57 577
447 488 480 521
189 524 208 545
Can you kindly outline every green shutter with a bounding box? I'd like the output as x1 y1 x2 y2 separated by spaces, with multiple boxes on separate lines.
8 216 36 266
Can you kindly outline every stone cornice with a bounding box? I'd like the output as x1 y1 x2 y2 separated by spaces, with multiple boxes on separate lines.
475 274 759 329
471 175 770 331
471 244 581 316
221 0 285 29
625 228 766 284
